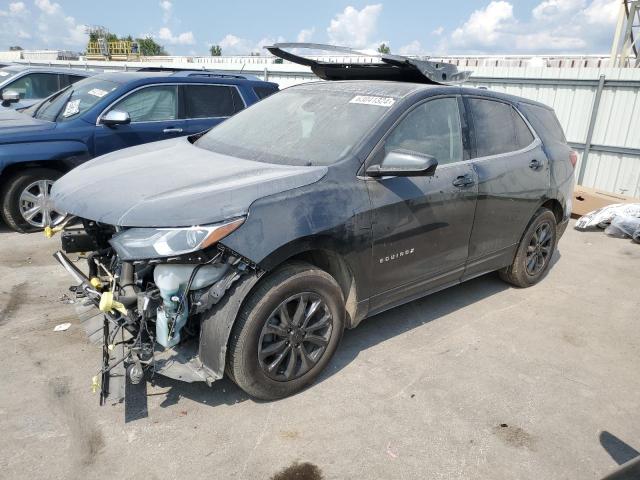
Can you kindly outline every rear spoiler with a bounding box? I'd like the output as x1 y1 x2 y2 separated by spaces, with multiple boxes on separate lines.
265 43 471 85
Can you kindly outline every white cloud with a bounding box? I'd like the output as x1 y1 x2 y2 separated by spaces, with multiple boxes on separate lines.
451 1 514 48
327 4 382 48
297 27 315 43
158 27 195 45
398 40 422 55
583 0 619 25
532 0 584 21
214 34 283 55
35 0 60 15
0 0 86 50
9 2 26 14
431 26 444 36
159 0 172 24
442 0 618 54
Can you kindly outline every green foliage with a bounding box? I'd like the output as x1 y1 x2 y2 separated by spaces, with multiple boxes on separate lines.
136 36 168 56
86 31 168 56
377 43 391 54
9 46 23 51
209 44 222 56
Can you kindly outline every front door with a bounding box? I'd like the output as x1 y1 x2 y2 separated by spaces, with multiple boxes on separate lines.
366 96 478 313
94 84 187 157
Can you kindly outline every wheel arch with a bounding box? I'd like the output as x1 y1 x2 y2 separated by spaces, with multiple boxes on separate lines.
540 198 563 224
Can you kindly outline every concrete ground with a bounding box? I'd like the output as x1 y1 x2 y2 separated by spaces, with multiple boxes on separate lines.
0 220 638 480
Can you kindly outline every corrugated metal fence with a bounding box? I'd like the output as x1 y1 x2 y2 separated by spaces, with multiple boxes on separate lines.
15 58 640 197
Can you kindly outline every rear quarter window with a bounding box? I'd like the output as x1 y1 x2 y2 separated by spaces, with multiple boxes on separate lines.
518 103 566 144
253 85 278 100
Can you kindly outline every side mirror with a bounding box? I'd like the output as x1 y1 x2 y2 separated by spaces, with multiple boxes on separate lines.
1 90 20 106
101 110 131 126
366 150 438 178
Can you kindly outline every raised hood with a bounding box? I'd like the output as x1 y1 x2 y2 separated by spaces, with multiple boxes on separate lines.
51 136 327 227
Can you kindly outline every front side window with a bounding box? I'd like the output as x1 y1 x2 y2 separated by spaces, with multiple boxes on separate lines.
182 85 241 119
3 73 59 99
469 98 535 157
110 85 177 122
384 97 463 165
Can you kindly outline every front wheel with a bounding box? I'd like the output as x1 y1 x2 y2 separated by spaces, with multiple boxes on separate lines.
227 262 345 400
1 168 65 233
499 208 557 288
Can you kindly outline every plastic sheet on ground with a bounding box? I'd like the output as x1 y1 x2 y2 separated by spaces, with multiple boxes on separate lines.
575 203 640 244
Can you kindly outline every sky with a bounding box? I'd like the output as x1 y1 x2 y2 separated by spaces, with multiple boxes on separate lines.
0 0 621 56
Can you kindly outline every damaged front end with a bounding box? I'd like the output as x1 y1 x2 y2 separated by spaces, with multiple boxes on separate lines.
51 216 260 404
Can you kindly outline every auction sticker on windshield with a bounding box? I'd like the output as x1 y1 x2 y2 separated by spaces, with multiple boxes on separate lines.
88 88 108 98
349 95 396 107
62 99 81 117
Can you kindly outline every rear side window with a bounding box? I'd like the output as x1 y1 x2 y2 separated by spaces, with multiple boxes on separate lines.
112 85 178 122
182 85 243 118
512 108 535 149
469 98 520 157
385 97 463 165
253 86 278 100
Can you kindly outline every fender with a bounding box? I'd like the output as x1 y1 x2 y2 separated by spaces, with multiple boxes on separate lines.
0 140 91 176
198 272 261 380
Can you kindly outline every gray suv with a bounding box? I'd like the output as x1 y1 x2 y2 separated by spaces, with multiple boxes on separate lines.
50 47 575 403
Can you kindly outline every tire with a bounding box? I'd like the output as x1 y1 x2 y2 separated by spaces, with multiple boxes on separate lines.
499 208 557 288
0 168 64 233
227 262 345 400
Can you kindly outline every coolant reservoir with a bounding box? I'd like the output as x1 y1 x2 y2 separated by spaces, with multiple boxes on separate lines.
153 263 229 348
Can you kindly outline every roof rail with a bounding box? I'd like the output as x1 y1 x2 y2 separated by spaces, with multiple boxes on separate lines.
136 66 252 79
265 43 471 85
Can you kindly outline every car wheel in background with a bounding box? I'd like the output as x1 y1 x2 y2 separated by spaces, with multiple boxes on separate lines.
227 262 345 400
0 168 65 233
499 208 558 288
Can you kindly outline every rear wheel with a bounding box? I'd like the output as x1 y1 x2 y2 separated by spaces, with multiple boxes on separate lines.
227 262 345 400
499 208 557 288
1 168 65 233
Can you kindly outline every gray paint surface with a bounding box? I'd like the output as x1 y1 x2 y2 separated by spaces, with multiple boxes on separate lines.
51 136 327 227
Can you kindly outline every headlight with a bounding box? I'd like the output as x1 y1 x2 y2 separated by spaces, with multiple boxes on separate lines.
109 218 244 260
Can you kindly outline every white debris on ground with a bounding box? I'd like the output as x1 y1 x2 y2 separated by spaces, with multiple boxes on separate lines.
575 203 640 243
53 323 72 332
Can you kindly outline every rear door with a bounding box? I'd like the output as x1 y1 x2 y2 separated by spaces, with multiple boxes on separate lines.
366 96 478 312
94 84 185 156
464 96 550 279
181 84 245 135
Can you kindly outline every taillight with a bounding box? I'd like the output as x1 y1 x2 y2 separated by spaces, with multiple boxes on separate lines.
569 150 578 168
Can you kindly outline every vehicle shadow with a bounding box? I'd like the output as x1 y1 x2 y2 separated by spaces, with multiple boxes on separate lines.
600 431 640 465
148 265 532 409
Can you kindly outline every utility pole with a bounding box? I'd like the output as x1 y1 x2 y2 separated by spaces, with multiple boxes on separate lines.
610 1 640 67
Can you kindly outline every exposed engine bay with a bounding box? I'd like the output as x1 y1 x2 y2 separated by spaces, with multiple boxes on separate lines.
51 217 260 404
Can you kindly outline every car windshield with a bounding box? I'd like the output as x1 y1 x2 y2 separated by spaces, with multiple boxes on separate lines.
195 85 397 166
34 78 119 122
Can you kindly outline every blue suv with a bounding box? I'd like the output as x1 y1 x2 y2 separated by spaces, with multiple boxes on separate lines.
0 70 278 232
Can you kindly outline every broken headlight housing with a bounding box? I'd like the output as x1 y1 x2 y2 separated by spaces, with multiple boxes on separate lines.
109 217 244 260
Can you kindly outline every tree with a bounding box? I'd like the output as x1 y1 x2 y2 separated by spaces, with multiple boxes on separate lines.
136 36 168 56
209 44 222 56
377 43 390 54
9 46 23 51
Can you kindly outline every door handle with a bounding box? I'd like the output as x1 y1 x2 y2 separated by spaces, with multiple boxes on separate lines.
453 174 475 188
529 159 543 170
163 127 183 134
